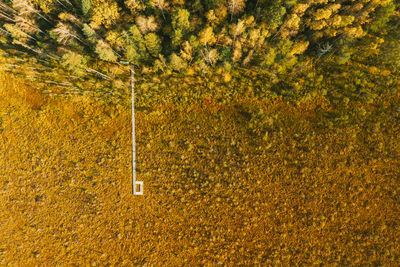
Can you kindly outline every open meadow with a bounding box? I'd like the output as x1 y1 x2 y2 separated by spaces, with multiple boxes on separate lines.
0 71 399 265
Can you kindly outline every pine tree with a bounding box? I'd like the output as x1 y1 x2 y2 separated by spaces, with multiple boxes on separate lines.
61 51 87 75
266 2 286 30
4 24 30 44
171 9 190 47
144 33 161 57
169 52 186 72
82 23 97 43
82 0 92 15
369 1 396 33
172 9 190 31
95 40 118 62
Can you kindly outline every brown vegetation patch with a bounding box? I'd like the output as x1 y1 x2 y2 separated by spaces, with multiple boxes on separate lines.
0 73 399 265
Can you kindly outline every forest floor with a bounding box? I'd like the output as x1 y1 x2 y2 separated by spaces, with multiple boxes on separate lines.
0 71 399 265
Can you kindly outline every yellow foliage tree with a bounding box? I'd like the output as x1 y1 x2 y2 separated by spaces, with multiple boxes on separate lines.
199 26 216 46
90 0 120 29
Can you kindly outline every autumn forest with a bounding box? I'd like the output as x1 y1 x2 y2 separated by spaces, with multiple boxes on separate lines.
0 0 400 265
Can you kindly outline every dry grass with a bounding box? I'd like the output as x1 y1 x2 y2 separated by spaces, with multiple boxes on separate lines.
0 72 399 265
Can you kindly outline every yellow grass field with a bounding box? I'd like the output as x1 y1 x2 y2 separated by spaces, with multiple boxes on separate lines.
0 72 399 265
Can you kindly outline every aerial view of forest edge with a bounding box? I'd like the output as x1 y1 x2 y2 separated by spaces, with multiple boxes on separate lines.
0 0 399 265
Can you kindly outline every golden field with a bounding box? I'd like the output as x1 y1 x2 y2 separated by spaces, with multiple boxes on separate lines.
0 72 399 265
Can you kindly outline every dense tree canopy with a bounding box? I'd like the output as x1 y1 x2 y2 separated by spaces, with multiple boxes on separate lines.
0 0 399 92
